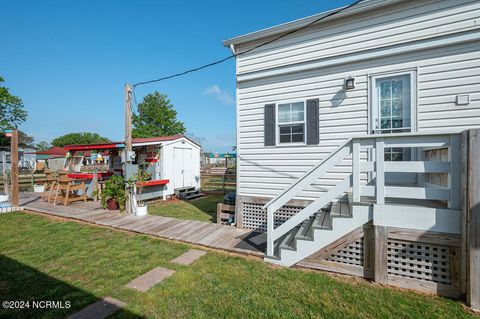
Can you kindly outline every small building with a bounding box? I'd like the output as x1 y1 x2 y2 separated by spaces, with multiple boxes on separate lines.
62 134 201 200
224 0 480 305
131 135 202 199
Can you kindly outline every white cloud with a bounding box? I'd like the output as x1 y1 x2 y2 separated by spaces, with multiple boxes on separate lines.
203 84 235 105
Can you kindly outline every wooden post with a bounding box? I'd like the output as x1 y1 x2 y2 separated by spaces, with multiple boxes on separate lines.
352 139 360 203
2 151 8 194
467 128 480 311
10 129 19 207
373 225 388 284
124 84 133 214
448 134 461 209
266 206 274 256
375 138 385 205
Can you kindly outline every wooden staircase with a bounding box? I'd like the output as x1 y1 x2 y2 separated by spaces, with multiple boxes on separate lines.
263 132 461 267
175 186 203 200
267 198 372 267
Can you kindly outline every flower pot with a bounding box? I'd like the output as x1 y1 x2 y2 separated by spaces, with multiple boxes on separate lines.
136 204 148 216
33 185 45 193
107 198 119 210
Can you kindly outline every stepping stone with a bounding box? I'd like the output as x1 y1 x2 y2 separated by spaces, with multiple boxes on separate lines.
125 267 175 292
170 249 207 265
67 297 125 319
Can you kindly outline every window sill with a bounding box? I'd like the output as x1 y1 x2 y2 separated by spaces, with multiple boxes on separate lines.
274 143 309 148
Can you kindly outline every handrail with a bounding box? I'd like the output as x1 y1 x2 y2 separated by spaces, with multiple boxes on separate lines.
265 131 462 258
272 175 353 242
266 140 353 256
262 139 353 211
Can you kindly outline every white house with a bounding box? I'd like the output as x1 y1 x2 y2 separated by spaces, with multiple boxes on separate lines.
224 0 480 304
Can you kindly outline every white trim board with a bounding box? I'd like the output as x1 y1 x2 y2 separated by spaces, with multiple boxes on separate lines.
373 204 461 234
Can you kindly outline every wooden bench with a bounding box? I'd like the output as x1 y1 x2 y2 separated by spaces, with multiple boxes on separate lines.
216 203 235 225
53 171 87 206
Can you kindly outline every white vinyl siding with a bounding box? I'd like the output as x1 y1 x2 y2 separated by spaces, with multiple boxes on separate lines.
236 0 480 75
236 41 480 199
233 0 480 199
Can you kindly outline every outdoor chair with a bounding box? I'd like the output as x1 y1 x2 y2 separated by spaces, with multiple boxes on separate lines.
53 170 87 206
41 170 56 202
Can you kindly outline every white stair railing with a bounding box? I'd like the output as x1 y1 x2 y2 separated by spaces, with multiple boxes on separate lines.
263 131 462 259
264 139 354 256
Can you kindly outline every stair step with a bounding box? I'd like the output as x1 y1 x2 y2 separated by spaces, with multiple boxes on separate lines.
279 226 300 252
295 217 315 241
330 200 352 218
312 211 332 230
181 193 204 200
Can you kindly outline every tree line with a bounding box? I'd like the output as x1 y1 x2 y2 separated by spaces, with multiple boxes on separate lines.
0 76 195 150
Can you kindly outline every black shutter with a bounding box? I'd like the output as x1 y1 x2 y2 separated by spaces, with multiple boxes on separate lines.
306 99 319 145
264 104 276 146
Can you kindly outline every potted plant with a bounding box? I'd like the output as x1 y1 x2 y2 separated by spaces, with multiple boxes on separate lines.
129 170 150 216
101 175 126 211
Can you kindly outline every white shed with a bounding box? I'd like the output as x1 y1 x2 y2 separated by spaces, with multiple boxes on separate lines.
131 134 202 199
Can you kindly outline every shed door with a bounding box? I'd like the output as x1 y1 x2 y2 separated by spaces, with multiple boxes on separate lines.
173 147 193 189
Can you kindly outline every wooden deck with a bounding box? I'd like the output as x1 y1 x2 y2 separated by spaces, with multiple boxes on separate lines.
19 193 265 257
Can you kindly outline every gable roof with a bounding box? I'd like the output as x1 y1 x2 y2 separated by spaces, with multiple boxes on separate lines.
223 0 402 47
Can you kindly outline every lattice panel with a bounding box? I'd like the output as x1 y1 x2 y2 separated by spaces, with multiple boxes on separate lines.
387 239 452 285
326 238 364 266
242 202 303 232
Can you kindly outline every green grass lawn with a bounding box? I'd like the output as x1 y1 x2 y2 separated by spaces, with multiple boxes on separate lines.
148 194 225 222
0 212 478 319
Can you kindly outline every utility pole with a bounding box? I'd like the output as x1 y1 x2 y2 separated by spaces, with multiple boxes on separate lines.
11 129 19 208
124 83 133 213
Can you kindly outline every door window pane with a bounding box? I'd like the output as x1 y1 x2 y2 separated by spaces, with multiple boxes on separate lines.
375 74 411 133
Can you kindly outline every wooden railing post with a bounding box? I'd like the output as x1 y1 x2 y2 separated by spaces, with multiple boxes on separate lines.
448 134 461 209
375 138 385 205
467 129 480 311
266 206 274 257
11 129 19 208
374 225 388 284
352 139 360 203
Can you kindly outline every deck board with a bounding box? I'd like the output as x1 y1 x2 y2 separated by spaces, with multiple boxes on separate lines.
20 193 264 256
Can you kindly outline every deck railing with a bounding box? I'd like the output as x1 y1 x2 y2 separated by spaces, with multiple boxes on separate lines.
263 132 461 257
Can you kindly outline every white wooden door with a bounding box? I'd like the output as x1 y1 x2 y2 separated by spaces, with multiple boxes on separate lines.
370 71 417 185
173 147 194 189
183 148 193 187
174 147 185 189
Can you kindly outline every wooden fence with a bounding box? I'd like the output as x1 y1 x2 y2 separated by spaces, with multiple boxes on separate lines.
201 168 236 194
0 174 46 192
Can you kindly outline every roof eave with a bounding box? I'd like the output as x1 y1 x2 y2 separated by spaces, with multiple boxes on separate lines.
223 0 402 48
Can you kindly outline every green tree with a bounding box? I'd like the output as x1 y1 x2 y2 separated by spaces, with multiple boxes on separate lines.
0 76 27 130
132 92 185 138
0 130 35 148
51 132 111 147
35 141 51 151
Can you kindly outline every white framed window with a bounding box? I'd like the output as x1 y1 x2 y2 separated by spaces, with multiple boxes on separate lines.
277 101 306 144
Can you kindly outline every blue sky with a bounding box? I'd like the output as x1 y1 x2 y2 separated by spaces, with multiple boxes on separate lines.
1 0 354 152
